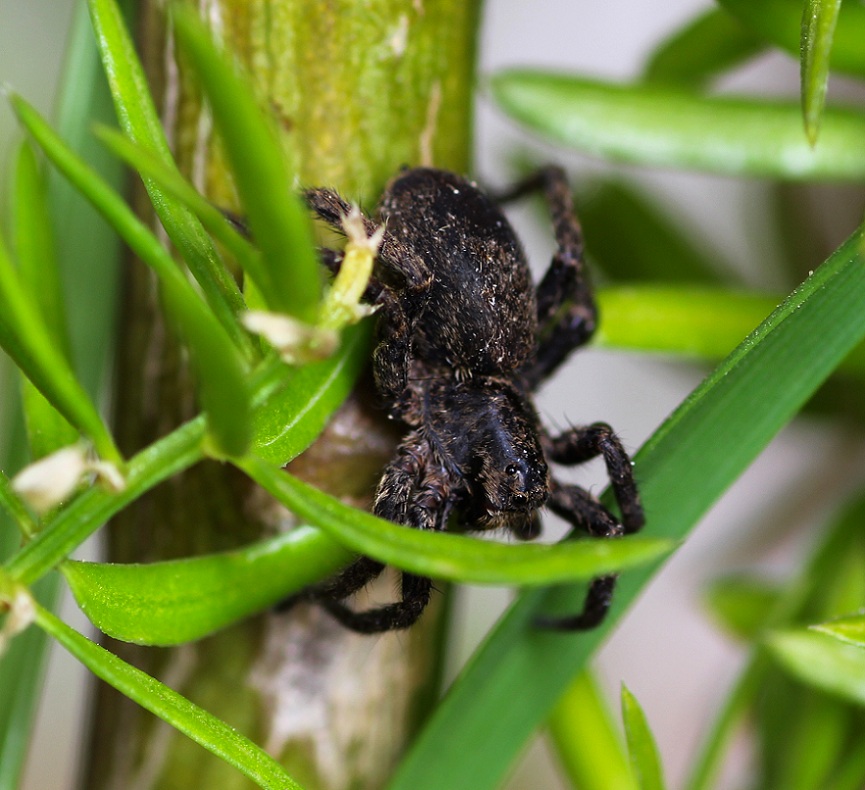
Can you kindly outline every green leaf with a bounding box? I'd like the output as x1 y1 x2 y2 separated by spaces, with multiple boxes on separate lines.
10 92 251 457
170 7 321 321
717 0 865 79
491 71 865 180
801 0 843 145
164 279 251 457
621 685 666 790
643 9 764 88
12 143 71 358
387 222 865 790
88 0 250 354
93 125 271 297
240 454 673 586
11 143 79 460
33 603 304 790
549 671 636 790
249 322 372 465
0 228 119 464
766 629 865 706
595 287 780 363
703 574 781 640
46 0 126 404
63 527 352 645
812 613 865 649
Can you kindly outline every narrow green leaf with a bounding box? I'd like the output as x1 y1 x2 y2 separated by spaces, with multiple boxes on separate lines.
766 629 865 706
643 9 764 87
12 143 71 358
0 230 119 464
63 527 352 645
164 280 251 457
88 0 251 354
718 0 865 79
491 71 865 180
93 125 270 296
549 671 636 790
801 0 843 145
621 685 666 790
239 454 673 586
12 142 80 459
46 0 126 404
249 322 372 465
10 92 251 456
33 603 304 790
595 287 779 362
170 7 321 321
388 223 865 790
812 613 865 649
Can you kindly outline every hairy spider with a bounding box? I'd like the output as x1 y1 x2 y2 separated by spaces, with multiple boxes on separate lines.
298 166 644 633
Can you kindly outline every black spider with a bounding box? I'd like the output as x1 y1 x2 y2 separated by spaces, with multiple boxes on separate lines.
298 166 644 633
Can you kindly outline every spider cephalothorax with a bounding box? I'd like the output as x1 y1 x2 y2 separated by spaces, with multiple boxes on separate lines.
299 166 644 633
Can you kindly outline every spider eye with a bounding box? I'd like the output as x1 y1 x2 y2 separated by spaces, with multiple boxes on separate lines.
505 464 519 476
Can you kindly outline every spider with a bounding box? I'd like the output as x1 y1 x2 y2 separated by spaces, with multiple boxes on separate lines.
298 165 644 633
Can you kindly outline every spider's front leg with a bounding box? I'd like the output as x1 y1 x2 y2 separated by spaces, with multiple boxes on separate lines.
318 431 450 633
547 422 644 533
537 422 644 630
305 187 433 417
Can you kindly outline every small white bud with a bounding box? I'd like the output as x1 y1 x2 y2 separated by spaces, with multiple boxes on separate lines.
12 446 88 514
341 206 385 254
90 461 127 493
0 587 35 656
242 311 339 364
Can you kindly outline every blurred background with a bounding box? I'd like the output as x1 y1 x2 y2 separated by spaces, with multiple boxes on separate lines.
2 1 864 788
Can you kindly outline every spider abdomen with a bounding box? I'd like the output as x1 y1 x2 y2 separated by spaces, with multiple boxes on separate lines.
380 168 537 376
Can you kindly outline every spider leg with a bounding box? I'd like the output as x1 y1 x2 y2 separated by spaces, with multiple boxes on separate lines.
305 187 435 416
493 167 596 388
546 422 644 533
303 186 432 291
537 481 624 630
315 432 451 633
535 422 643 631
